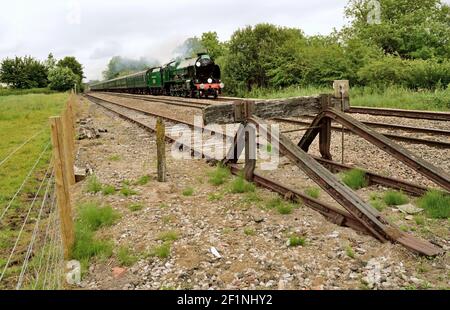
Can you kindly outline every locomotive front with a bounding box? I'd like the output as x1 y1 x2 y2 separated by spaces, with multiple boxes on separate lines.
194 53 224 98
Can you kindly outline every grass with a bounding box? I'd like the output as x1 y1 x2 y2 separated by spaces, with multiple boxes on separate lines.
86 175 103 194
72 202 120 265
208 165 231 186
108 154 121 161
266 197 294 214
342 169 368 190
383 190 409 206
149 242 171 259
135 175 151 186
101 185 116 196
370 199 386 212
304 186 320 199
287 234 306 247
414 215 425 225
208 192 224 201
230 175 255 194
128 203 144 212
0 93 68 213
345 245 355 259
241 85 450 111
158 230 179 242
0 87 57 96
244 228 256 236
182 187 194 196
76 202 120 231
120 186 138 197
117 245 138 267
417 190 450 219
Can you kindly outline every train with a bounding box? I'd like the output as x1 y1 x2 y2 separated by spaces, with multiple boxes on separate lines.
90 53 224 98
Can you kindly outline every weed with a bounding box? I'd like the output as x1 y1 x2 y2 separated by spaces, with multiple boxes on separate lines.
414 215 425 225
208 193 224 201
400 225 409 232
86 175 102 194
108 154 121 161
208 165 231 186
277 204 293 215
305 187 320 199
128 204 144 212
230 175 255 194
288 235 306 247
77 202 120 231
182 187 194 196
345 245 355 259
383 190 409 206
370 199 386 212
149 242 171 259
342 169 368 190
135 175 151 186
159 203 169 209
417 190 450 219
117 245 138 267
244 228 256 236
102 185 116 196
120 186 137 197
158 231 179 242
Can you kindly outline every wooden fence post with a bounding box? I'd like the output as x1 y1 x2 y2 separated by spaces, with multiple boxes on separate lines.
156 118 166 182
62 108 75 185
50 116 74 259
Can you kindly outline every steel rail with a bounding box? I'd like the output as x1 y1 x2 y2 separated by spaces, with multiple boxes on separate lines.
348 106 450 121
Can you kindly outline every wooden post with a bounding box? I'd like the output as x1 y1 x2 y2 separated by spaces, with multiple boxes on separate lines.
244 125 256 181
50 116 74 259
62 109 75 185
156 118 166 182
319 95 332 160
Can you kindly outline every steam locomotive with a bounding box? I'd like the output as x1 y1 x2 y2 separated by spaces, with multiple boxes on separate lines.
90 53 224 98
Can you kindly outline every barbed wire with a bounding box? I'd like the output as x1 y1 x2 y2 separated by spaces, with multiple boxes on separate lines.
15 168 54 290
0 129 45 169
32 191 57 290
0 159 53 282
0 141 51 221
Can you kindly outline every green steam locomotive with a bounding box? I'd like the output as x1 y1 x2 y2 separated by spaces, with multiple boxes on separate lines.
90 53 224 98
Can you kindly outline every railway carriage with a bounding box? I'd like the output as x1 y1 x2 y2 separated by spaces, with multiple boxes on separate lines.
90 53 224 98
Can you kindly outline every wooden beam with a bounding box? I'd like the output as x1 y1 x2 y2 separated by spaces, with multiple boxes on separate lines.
203 95 325 125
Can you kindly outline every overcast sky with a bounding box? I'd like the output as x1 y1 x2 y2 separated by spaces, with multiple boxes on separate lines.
0 0 370 80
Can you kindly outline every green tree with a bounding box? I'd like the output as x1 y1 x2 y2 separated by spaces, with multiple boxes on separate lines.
200 32 225 60
45 53 57 70
344 0 450 59
0 56 48 89
48 66 78 91
57 56 84 80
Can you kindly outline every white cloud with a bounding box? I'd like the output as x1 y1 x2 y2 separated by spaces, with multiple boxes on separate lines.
0 0 352 80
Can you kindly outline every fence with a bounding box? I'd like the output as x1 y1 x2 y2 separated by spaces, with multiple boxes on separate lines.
0 93 78 290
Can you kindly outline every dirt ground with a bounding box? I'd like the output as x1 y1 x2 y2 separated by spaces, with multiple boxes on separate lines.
70 96 449 290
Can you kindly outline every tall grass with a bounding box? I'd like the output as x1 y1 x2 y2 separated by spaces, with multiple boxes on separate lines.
417 190 450 219
239 85 450 111
0 88 57 97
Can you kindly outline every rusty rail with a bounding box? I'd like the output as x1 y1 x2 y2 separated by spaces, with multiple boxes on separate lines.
348 106 450 121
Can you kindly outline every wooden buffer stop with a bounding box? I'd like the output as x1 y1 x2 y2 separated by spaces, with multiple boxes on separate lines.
203 88 448 257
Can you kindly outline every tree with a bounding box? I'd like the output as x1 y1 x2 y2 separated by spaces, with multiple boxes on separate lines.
200 32 225 60
0 56 48 89
57 56 84 80
48 66 78 91
344 0 450 59
45 53 57 70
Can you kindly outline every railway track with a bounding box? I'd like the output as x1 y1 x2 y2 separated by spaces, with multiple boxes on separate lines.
94 92 450 148
348 106 450 121
83 93 444 256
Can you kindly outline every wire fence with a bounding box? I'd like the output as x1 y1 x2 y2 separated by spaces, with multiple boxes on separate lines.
0 93 79 290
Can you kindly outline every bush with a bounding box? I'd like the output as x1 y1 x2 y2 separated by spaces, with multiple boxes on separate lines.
383 190 409 206
417 190 450 219
342 169 368 190
48 66 78 91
